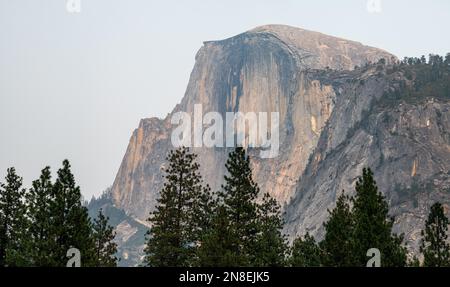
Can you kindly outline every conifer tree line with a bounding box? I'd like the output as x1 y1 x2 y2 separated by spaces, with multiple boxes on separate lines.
1 149 450 267
0 160 118 267
144 147 450 267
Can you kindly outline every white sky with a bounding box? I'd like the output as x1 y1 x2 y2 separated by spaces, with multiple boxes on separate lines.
1 0 449 199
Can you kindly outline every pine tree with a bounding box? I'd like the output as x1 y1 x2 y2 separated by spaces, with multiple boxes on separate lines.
219 147 260 266
445 53 450 65
144 147 210 267
321 193 356 266
421 55 427 64
420 202 450 267
25 166 54 266
196 205 236 267
92 209 118 267
253 193 287 267
187 179 214 266
48 160 95 266
0 168 28 267
289 233 322 267
352 168 407 267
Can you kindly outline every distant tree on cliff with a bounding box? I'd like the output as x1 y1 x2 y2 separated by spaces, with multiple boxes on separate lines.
445 53 450 65
420 202 450 267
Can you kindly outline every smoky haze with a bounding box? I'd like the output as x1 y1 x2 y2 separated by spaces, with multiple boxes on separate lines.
1 0 450 199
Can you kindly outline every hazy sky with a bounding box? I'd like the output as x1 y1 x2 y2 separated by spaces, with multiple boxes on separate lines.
1 0 449 199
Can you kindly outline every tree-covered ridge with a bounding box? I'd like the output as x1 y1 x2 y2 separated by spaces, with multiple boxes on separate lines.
0 161 118 267
316 53 450 109
377 53 450 107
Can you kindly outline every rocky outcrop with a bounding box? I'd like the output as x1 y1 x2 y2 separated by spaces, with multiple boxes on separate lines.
111 24 394 220
283 67 450 255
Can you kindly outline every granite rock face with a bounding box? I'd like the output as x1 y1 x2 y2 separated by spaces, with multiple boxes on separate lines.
109 25 449 257
283 68 450 255
111 24 394 219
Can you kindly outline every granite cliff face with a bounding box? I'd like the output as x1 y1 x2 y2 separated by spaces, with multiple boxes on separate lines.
109 24 450 259
111 24 394 219
283 67 450 255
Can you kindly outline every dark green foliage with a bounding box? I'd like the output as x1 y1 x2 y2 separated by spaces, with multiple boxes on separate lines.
1 162 117 267
253 193 287 267
92 209 118 267
420 202 450 267
317 169 407 267
380 54 450 108
3 143 446 268
408 256 421 267
218 147 260 266
289 233 322 267
321 193 355 266
0 168 28 266
144 150 411 267
352 168 407 267
144 147 211 267
187 176 215 265
24 167 54 266
48 160 96 266
198 148 287 267
196 205 236 267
